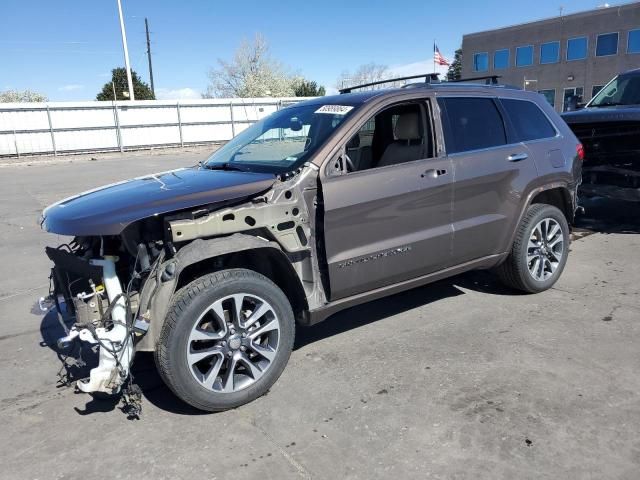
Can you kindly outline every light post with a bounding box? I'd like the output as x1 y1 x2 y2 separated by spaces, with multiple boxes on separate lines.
116 0 135 101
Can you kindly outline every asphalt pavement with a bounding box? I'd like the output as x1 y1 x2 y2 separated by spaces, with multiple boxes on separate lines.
0 148 639 480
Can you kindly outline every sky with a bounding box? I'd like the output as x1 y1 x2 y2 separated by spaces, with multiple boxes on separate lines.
1 0 610 101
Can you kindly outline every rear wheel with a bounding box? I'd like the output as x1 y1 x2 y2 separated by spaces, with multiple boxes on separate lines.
495 204 569 293
155 269 295 412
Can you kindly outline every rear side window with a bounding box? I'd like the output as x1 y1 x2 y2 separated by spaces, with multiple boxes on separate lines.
438 97 507 154
501 99 557 142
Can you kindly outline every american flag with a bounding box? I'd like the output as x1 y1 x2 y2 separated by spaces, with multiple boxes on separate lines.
434 44 450 66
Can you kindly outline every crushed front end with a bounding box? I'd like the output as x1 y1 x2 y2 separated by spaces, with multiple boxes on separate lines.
43 235 163 394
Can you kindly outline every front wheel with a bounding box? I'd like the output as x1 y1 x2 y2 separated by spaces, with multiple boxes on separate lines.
495 204 570 293
155 269 295 412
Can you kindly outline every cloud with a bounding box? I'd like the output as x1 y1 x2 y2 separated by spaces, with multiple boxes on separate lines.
58 84 84 92
155 87 201 100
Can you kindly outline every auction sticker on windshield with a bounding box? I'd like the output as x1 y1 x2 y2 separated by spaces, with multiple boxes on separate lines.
315 105 354 115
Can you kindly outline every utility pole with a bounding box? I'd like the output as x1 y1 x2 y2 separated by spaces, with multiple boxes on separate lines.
145 18 155 98
116 0 135 100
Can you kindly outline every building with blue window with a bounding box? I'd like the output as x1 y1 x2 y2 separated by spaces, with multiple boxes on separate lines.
462 2 640 111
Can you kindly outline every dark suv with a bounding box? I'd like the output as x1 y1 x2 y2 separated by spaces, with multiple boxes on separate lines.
42 77 583 411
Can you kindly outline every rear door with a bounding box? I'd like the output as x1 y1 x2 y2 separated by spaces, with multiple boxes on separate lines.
438 96 538 263
321 99 453 300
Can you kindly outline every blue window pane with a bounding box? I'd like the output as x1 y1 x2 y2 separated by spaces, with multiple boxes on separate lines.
516 46 533 67
629 29 640 53
474 53 488 72
540 42 560 64
567 37 588 60
596 32 618 56
494 49 509 69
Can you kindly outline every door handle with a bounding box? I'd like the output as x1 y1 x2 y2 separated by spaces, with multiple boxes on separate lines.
507 153 528 162
421 168 448 179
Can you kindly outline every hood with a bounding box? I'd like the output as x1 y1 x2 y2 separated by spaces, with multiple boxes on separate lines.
562 105 640 125
42 167 276 236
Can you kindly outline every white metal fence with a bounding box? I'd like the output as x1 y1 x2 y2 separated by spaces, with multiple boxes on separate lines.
0 97 304 157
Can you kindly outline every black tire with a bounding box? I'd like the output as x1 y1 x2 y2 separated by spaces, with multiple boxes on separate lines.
495 204 570 293
155 269 295 412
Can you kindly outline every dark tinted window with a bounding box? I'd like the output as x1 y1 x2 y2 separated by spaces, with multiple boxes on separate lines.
501 99 556 142
596 32 618 56
439 98 506 153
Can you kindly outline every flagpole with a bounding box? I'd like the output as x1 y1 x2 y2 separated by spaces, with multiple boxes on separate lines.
433 40 436 75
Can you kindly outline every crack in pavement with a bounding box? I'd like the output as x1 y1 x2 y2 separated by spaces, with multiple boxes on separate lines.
238 411 313 479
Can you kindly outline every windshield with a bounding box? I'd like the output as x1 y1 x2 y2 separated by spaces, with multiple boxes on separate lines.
589 74 640 107
204 103 355 174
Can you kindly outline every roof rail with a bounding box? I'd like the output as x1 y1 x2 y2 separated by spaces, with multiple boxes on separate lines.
339 73 440 94
449 75 502 85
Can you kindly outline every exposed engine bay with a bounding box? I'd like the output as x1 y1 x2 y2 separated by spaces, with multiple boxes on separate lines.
42 163 325 399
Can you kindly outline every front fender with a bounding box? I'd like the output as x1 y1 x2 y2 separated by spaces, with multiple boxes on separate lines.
135 233 290 352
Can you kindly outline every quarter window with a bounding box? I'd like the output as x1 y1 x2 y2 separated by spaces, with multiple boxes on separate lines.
494 49 509 69
474 53 489 72
538 89 556 107
596 32 619 56
438 98 506 154
516 46 534 67
567 37 588 60
628 29 640 53
540 41 560 64
501 99 556 142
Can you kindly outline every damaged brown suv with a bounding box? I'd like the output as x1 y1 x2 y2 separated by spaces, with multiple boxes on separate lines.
42 75 583 411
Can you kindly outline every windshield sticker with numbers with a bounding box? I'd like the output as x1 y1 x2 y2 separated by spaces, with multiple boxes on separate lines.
314 105 354 115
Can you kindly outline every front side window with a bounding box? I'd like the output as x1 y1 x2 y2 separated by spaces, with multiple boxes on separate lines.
205 102 354 173
628 29 640 53
343 101 432 172
474 53 489 72
501 99 556 142
567 37 588 61
589 74 640 107
438 97 506 154
516 46 534 67
538 89 556 107
494 49 509 69
596 32 619 56
540 41 560 64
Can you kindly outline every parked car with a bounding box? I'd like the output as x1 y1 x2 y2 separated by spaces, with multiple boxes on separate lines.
562 68 640 201
41 76 583 411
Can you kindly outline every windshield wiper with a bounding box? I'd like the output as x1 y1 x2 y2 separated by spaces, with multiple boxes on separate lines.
201 162 249 172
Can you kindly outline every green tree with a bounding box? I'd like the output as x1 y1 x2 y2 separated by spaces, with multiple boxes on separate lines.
292 78 326 97
96 68 155 100
446 48 463 81
0 89 48 103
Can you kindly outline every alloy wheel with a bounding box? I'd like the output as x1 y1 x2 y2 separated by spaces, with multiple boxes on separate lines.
527 217 565 281
186 293 280 393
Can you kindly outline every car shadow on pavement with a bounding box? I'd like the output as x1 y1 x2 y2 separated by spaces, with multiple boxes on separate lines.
576 197 640 234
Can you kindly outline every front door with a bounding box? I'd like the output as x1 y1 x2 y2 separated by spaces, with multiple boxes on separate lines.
320 100 453 301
